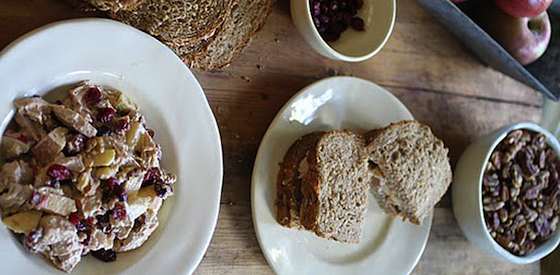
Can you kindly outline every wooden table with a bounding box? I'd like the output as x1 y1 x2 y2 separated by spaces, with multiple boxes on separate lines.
0 0 547 274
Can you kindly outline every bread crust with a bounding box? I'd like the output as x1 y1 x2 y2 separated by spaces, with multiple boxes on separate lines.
276 133 323 228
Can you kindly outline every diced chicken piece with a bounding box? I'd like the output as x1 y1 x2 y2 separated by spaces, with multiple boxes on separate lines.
2 210 42 234
51 105 97 138
78 191 103 218
114 208 159 252
0 184 33 214
86 228 115 251
0 160 34 192
54 156 85 173
75 168 100 196
66 84 94 123
15 111 47 142
1 135 31 160
29 215 83 273
127 186 162 221
34 187 77 216
13 97 52 125
113 216 134 240
31 127 68 164
121 168 146 193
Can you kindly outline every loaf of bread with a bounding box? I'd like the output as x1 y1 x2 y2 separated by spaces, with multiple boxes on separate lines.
365 120 452 224
71 0 275 71
276 131 369 243
187 0 275 70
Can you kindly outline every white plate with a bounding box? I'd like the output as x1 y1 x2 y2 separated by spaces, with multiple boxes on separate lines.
0 19 223 274
252 76 432 275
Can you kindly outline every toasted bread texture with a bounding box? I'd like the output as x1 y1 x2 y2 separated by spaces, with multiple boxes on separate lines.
365 120 452 224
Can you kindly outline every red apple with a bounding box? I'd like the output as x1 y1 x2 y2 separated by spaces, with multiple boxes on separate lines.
495 0 552 17
476 3 551 65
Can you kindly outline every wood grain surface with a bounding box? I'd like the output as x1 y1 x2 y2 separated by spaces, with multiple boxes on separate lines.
0 0 550 274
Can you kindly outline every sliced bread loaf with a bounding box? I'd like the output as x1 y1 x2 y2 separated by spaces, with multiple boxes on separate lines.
365 121 452 225
298 130 370 243
187 0 275 70
83 0 143 12
276 133 323 228
113 0 234 45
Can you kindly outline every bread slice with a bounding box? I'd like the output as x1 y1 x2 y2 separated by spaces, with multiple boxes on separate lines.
83 0 143 12
187 0 275 70
297 131 369 243
276 133 323 228
113 0 234 45
365 121 452 225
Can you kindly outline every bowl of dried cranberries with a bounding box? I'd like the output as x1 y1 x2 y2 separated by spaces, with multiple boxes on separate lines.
291 0 396 62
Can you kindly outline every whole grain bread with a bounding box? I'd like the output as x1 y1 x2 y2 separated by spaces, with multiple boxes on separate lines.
276 133 323 228
83 0 143 12
298 130 370 243
365 120 452 225
113 0 234 45
186 0 275 70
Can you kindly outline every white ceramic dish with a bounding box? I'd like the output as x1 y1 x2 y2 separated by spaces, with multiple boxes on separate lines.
290 0 396 62
252 76 432 275
453 122 560 264
0 18 223 274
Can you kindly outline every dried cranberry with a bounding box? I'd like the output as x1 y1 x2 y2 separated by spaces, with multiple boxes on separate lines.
112 204 127 220
69 212 81 226
105 177 121 189
115 186 127 202
350 17 365 31
143 168 161 186
47 164 71 181
91 249 117 262
113 119 130 132
85 217 96 228
85 87 102 105
96 107 116 124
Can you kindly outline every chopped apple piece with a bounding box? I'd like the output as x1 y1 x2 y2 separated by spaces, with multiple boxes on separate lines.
3 210 42 234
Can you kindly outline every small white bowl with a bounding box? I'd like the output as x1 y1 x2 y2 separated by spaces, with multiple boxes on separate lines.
453 122 560 264
290 0 396 62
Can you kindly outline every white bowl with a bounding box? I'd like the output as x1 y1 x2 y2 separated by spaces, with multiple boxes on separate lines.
290 0 396 62
453 122 560 264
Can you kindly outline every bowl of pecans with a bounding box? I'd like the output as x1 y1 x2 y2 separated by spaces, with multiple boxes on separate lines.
453 122 560 264
290 0 396 62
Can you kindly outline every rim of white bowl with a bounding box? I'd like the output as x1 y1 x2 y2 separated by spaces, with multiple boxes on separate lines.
303 0 396 62
477 122 560 264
